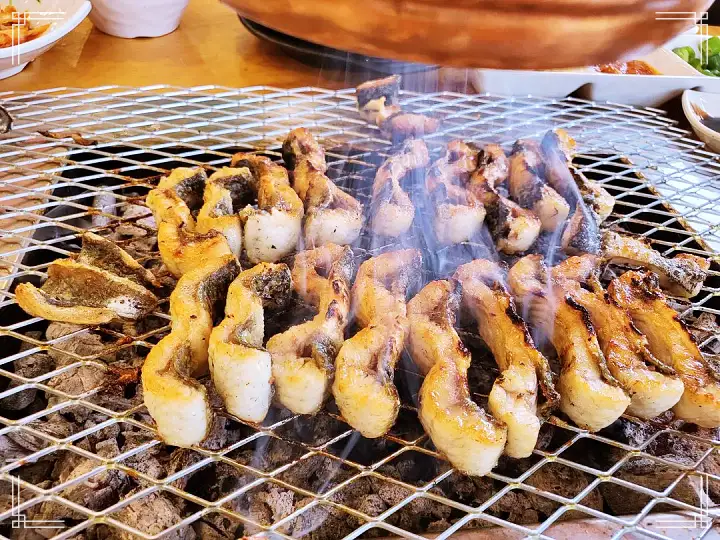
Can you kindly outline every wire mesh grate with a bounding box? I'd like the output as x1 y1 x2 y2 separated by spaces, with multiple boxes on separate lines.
0 85 718 539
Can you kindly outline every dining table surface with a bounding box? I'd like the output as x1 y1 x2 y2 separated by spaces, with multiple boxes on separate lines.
8 0 719 95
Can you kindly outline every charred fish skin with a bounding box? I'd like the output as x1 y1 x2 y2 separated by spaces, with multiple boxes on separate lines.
608 271 720 428
142 255 240 447
356 75 401 110
467 145 541 254
157 166 207 213
209 263 293 423
16 259 159 325
76 232 160 289
561 202 601 255
552 256 684 419
334 250 422 438
408 279 507 476
601 231 709 298
509 140 570 232
508 255 630 432
282 127 327 173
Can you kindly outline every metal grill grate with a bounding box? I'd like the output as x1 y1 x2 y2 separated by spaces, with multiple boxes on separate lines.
0 85 718 540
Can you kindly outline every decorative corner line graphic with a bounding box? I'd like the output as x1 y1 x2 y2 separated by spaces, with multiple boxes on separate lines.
9 475 64 529
653 475 714 531
9 10 65 66
655 11 710 65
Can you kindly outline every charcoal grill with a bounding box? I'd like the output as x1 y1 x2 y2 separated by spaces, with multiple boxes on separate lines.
0 85 718 540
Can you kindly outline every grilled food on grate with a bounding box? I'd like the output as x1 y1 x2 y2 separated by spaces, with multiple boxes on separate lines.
269 244 354 415
196 167 253 258
602 230 710 298
15 232 159 324
509 139 571 233
147 167 234 277
552 255 685 419
509 255 632 432
454 259 560 457
355 75 441 143
209 262 292 423
283 128 364 247
426 140 486 245
468 144 542 254
333 249 422 438
609 270 720 428
371 138 430 237
229 153 304 263
142 255 240 446
408 279 507 475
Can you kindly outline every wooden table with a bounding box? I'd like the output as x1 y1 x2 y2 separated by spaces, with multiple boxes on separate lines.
0 0 461 93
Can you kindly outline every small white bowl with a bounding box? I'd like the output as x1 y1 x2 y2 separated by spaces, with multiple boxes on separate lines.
0 0 91 80
682 89 720 153
89 0 189 39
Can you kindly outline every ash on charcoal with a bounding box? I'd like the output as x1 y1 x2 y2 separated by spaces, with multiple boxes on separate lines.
110 491 195 540
687 312 720 353
491 462 603 524
0 333 52 412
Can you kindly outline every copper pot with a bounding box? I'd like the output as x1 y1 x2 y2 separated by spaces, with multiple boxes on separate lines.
222 0 713 69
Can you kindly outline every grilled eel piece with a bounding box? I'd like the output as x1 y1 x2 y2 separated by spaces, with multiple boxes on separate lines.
561 201 602 255
509 140 570 232
230 153 304 263
407 280 507 475
333 249 422 438
209 263 292 423
427 142 486 245
147 167 233 277
16 260 158 325
602 231 709 298
16 232 159 324
196 167 256 258
355 75 441 142
454 260 559 457
269 244 354 415
468 144 541 254
76 232 160 289
609 271 720 427
540 129 615 223
508 255 630 431
282 128 364 247
142 255 240 446
553 256 684 419
371 139 430 237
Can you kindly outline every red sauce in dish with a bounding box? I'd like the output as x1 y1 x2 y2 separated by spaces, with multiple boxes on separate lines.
593 60 658 75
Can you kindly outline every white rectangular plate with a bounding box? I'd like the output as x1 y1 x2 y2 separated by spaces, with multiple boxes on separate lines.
471 34 720 107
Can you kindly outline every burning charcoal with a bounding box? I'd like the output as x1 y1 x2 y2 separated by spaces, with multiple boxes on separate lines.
524 463 603 518
45 323 113 365
489 463 602 523
0 435 35 463
687 312 720 353
34 459 128 522
600 456 704 514
0 336 53 411
111 491 196 540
